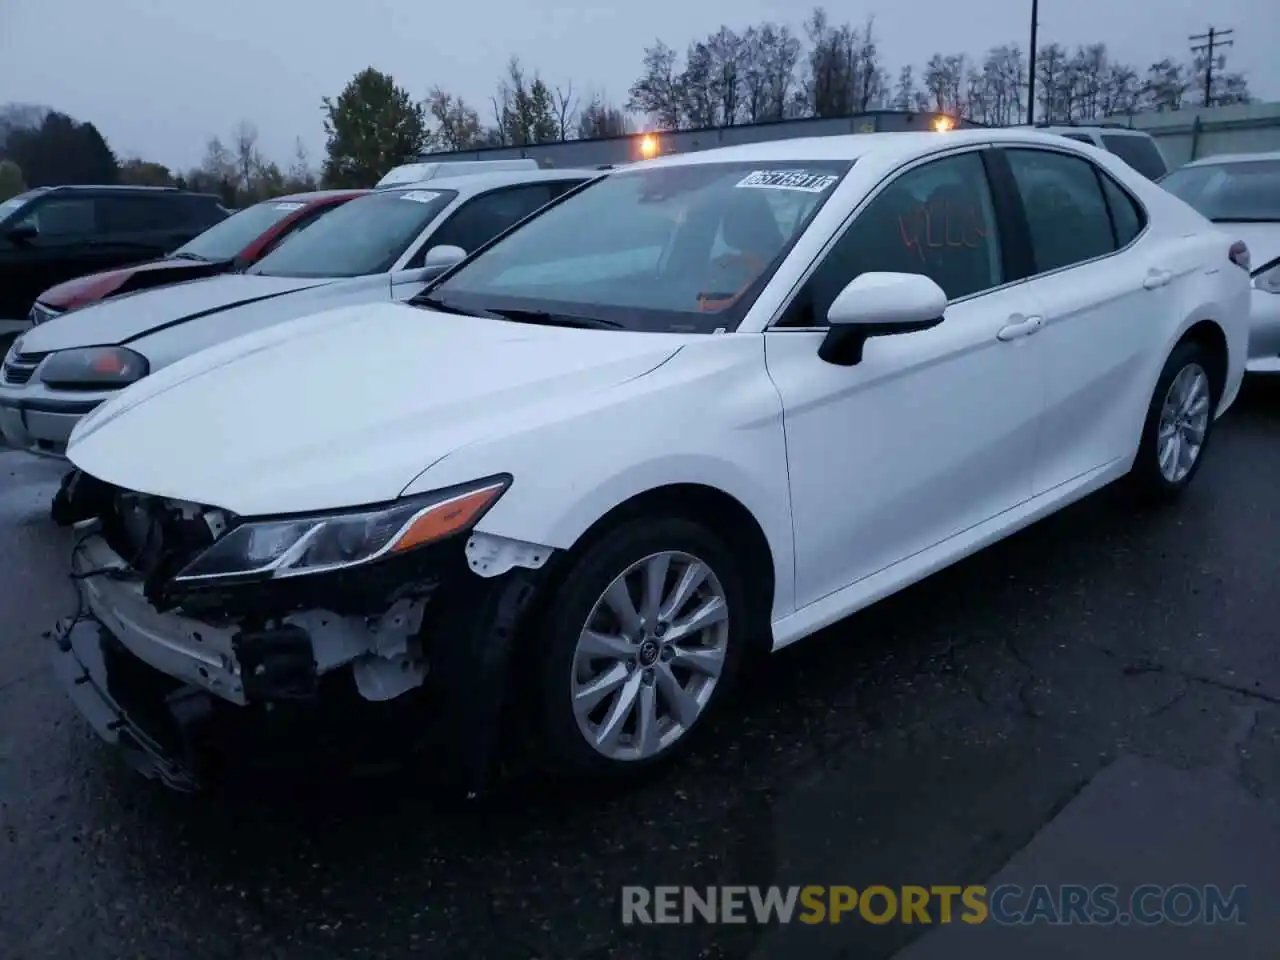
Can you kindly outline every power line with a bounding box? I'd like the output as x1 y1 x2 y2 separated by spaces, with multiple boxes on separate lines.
1189 26 1234 107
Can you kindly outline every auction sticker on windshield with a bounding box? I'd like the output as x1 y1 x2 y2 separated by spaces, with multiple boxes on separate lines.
274 202 305 211
736 170 839 193
400 190 442 204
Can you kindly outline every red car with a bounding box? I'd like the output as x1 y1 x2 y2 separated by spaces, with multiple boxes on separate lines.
29 189 369 323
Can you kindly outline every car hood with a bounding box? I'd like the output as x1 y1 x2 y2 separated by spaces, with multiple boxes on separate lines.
1216 222 1280 270
67 301 689 515
19 273 341 352
39 258 232 311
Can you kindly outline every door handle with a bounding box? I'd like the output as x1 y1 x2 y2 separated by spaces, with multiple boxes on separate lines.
1142 268 1173 290
996 314 1044 341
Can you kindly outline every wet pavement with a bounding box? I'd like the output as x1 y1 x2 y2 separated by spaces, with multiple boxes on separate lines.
2 376 1279 959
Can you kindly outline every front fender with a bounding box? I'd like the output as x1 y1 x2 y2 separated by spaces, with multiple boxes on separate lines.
403 336 798 620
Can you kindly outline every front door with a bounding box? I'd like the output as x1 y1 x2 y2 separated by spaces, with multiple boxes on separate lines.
764 148 1048 610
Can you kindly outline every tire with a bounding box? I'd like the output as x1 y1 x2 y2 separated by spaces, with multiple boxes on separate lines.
1128 339 1218 502
535 515 750 777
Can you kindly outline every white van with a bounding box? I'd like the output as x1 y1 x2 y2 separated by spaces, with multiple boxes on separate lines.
1024 124 1169 180
375 158 540 189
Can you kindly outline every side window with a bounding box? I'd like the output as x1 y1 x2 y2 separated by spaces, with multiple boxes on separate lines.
1005 148 1116 274
1099 134 1167 180
1098 173 1146 247
778 151 1002 327
547 178 586 200
428 184 555 255
99 196 177 232
25 197 97 238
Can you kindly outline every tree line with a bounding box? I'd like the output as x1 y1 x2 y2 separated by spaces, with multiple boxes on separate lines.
0 6 1254 204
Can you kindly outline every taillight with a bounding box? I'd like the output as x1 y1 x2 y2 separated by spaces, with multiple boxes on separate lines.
1229 241 1251 272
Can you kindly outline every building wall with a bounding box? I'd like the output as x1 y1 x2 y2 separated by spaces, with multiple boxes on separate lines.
417 111 981 168
1104 101 1280 167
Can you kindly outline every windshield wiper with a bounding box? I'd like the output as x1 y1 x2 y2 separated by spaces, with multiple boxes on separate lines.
484 307 623 330
170 252 210 262
1211 217 1280 223
412 291 496 318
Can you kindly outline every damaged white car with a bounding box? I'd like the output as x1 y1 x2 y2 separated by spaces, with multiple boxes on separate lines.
51 129 1250 792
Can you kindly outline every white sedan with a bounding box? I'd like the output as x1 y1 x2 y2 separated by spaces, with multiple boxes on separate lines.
1159 150 1280 371
51 129 1251 791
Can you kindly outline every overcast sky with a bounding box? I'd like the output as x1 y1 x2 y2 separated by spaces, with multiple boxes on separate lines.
1 0 1275 173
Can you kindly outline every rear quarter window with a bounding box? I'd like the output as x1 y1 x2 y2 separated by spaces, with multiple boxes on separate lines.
1100 134 1168 180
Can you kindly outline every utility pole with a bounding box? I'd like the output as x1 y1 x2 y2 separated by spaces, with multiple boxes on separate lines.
1026 0 1039 124
1189 26 1233 107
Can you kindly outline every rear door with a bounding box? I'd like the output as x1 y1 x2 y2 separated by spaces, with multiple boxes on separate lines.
992 145 1178 493
97 194 181 265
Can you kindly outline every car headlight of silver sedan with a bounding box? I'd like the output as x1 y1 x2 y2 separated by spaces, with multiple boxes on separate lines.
172 476 511 584
39 346 149 389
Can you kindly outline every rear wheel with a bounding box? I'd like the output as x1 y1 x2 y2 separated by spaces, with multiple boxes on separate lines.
1128 340 1217 501
536 516 749 776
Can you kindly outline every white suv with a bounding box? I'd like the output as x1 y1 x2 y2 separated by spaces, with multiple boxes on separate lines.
1027 124 1170 180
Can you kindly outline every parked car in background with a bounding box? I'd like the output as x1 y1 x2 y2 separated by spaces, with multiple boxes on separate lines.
48 129 1249 792
1025 124 1170 180
1159 151 1280 370
0 185 227 337
0 167 600 458
28 189 368 325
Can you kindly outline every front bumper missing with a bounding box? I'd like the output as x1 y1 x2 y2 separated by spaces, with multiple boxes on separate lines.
51 615 203 791
57 523 551 792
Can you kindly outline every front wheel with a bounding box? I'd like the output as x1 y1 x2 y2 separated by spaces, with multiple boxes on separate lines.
1128 340 1218 501
535 516 750 776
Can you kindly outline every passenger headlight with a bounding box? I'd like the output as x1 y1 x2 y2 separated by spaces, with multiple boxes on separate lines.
1254 262 1280 295
39 346 149 389
172 476 511 584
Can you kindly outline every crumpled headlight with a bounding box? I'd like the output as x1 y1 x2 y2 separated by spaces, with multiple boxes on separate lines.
172 476 511 584
40 346 149 389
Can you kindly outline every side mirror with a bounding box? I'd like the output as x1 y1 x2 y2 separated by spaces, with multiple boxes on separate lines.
818 272 946 366
422 244 466 269
5 222 38 244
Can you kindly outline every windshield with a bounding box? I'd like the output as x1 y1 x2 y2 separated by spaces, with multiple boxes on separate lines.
248 187 456 278
1161 159 1280 222
427 160 853 333
174 199 319 261
0 189 46 226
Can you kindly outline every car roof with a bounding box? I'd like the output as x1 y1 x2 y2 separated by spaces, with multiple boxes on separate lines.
270 188 371 203
628 128 1126 170
383 167 603 195
44 184 221 198
1181 150 1280 167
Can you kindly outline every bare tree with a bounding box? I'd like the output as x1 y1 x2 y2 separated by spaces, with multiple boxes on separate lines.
892 65 918 111
740 23 801 123
425 86 483 150
627 41 684 130
577 93 630 138
490 57 558 146
553 82 578 140
1140 58 1191 112
231 120 263 196
284 137 317 192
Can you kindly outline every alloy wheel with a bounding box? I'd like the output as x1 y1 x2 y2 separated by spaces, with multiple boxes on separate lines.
569 550 730 761
1157 362 1211 483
